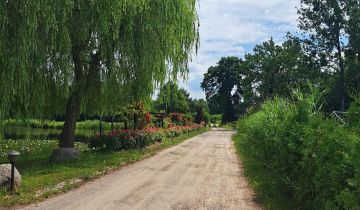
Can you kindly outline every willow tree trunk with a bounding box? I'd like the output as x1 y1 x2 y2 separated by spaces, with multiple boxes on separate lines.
52 45 83 161
53 47 101 161
60 45 83 148
60 90 82 148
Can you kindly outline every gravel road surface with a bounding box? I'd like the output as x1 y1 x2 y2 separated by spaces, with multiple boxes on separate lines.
21 129 260 210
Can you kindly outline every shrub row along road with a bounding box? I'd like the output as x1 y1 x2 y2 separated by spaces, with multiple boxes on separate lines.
21 129 260 210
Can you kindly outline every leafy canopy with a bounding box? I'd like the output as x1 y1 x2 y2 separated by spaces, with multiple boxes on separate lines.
298 0 360 110
154 82 191 114
0 0 199 118
202 37 323 122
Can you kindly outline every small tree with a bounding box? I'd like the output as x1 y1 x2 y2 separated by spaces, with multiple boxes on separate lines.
155 82 191 114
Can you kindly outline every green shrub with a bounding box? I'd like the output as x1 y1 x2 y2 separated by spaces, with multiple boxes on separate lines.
210 114 222 124
90 125 203 151
94 134 156 151
347 97 360 129
89 135 106 149
203 110 211 124
183 113 194 124
235 94 360 209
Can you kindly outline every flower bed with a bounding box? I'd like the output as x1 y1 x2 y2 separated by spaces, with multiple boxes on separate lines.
90 124 204 151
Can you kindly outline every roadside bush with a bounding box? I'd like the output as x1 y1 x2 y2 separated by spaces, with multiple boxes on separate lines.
222 122 237 129
235 93 360 209
169 113 183 125
163 117 172 128
203 110 211 125
91 129 159 151
210 114 222 125
166 124 203 137
347 97 360 129
90 124 204 151
183 113 194 125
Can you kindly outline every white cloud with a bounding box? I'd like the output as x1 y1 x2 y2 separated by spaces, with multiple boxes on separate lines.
181 0 300 99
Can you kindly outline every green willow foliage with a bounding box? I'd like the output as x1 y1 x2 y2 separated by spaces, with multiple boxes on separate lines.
0 0 199 118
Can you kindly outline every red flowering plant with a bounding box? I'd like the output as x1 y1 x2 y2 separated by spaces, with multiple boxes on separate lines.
90 124 204 151
166 123 204 137
124 101 150 130
169 112 184 125
183 114 193 125
145 112 152 126
104 127 164 150
141 127 165 143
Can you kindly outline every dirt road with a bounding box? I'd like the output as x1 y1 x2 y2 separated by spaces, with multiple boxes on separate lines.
22 129 260 210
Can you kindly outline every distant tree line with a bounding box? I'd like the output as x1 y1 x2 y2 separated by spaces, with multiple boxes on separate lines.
202 0 360 122
153 81 210 124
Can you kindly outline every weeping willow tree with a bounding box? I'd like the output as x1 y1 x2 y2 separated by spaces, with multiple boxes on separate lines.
0 0 199 159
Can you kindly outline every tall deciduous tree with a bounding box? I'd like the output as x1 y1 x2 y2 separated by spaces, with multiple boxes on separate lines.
189 99 209 114
201 57 242 122
346 1 360 96
0 0 199 158
243 37 322 105
298 0 360 111
202 37 322 121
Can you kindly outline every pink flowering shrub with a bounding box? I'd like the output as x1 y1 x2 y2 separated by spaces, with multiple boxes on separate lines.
166 124 203 137
169 112 183 125
90 124 204 151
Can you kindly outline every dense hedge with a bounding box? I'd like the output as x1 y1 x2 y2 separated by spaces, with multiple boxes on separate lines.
235 95 360 209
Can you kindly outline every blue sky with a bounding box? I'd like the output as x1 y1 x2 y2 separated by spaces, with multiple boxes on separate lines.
180 0 300 99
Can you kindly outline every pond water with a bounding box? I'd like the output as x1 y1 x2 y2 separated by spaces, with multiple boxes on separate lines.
0 127 105 142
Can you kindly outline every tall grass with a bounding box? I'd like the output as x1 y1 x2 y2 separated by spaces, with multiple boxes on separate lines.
234 91 360 209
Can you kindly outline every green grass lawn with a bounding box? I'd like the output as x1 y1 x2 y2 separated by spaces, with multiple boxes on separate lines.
0 128 209 207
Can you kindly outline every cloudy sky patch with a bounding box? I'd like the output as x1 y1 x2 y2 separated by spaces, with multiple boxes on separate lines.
181 0 300 99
